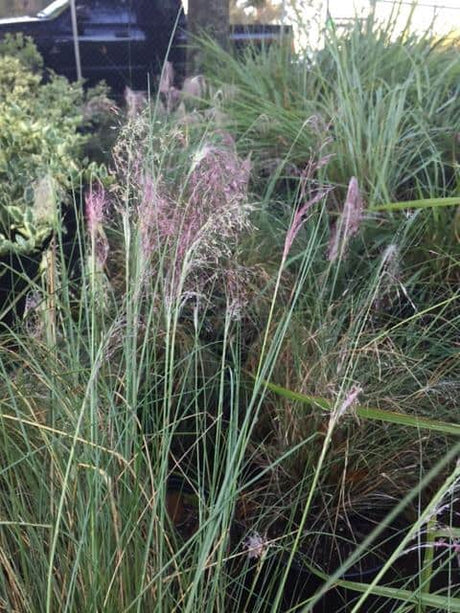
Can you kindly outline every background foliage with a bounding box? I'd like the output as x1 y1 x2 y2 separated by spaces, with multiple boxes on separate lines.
0 34 110 256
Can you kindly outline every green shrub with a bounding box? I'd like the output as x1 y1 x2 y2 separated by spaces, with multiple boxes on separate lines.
0 58 84 254
0 36 110 256
0 31 43 72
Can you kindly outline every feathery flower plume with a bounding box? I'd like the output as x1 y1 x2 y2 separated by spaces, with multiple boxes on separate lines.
158 61 181 113
182 74 206 101
138 174 175 259
136 137 253 310
328 176 364 262
282 156 332 263
243 532 270 560
124 86 147 118
381 243 399 274
373 243 402 312
425 466 460 524
334 385 362 421
282 191 326 262
435 537 460 567
85 183 109 268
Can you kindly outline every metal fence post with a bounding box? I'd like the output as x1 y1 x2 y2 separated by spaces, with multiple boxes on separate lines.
70 0 82 80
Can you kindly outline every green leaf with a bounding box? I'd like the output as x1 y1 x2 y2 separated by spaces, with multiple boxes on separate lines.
315 579 460 612
5 205 23 224
369 197 460 212
259 379 460 436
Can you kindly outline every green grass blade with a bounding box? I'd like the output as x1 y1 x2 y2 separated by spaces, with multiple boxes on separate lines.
260 379 460 436
369 197 460 211
306 580 460 612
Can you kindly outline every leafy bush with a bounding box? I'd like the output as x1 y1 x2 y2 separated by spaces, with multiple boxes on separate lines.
0 57 83 254
0 31 43 72
0 35 111 256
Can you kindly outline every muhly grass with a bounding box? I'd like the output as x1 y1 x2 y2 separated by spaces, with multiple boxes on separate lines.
0 25 460 613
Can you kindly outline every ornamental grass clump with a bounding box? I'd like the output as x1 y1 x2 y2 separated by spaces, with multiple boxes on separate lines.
139 142 251 273
112 114 254 316
199 8 459 205
0 16 459 612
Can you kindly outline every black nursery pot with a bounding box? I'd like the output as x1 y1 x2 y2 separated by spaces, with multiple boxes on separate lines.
238 551 400 613
237 507 418 612
0 249 42 329
0 200 80 332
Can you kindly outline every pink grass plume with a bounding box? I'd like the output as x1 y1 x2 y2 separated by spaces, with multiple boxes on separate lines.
282 156 332 263
328 176 364 262
85 182 109 268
